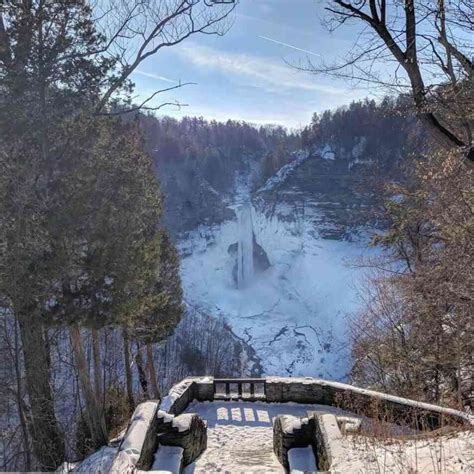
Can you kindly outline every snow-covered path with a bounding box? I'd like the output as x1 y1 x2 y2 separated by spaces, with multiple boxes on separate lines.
182 400 351 473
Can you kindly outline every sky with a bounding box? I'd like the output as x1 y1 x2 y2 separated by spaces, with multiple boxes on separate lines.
130 0 371 129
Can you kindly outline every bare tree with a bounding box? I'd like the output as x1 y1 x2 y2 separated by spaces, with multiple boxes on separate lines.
305 1 473 163
92 0 236 113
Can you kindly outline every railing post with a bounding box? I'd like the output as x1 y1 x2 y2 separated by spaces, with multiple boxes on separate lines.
225 382 230 397
250 382 255 398
238 382 243 398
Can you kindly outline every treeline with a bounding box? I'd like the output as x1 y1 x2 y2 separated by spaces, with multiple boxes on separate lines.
142 114 301 188
302 96 422 173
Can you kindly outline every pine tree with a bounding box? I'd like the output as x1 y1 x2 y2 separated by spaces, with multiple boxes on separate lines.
126 230 184 401
0 2 111 467
0 1 182 466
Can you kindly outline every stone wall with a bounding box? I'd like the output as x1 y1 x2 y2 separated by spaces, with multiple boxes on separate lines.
157 412 207 466
273 415 316 470
312 413 344 471
109 401 160 472
265 377 473 430
162 376 473 428
109 376 473 473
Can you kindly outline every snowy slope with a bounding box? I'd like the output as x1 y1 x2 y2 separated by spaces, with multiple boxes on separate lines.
179 207 375 380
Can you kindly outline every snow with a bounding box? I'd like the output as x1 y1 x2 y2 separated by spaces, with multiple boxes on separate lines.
280 415 308 434
181 400 357 473
180 207 375 379
332 430 474 473
120 401 159 453
172 413 193 432
157 410 174 423
257 150 310 193
320 144 335 161
337 415 362 433
150 445 183 473
71 446 117 473
160 379 193 412
287 446 317 473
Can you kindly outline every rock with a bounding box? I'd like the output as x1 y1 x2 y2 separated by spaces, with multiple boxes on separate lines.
228 234 271 285
254 153 381 241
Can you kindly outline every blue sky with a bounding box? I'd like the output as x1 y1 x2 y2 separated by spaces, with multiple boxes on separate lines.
130 0 371 128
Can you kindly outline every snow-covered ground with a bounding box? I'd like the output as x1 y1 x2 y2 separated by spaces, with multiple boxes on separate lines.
333 430 474 473
182 401 473 474
182 400 351 473
179 207 374 379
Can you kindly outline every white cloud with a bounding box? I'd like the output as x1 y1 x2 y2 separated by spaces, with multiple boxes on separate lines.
174 43 349 96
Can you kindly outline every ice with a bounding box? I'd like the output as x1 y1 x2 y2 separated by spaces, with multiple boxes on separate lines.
180 208 375 379
235 203 254 288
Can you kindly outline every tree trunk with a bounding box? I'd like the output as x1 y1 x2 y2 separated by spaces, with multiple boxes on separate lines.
91 328 103 404
17 308 64 471
146 343 161 400
135 342 149 399
122 329 134 411
13 318 32 470
69 325 108 449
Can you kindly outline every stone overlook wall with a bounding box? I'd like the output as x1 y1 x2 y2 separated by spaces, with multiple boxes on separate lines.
109 376 473 472
156 376 473 428
264 377 474 429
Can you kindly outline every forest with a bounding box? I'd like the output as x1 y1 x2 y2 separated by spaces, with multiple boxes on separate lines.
0 0 472 472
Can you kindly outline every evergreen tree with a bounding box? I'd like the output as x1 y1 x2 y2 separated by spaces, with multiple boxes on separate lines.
0 2 111 467
0 1 185 467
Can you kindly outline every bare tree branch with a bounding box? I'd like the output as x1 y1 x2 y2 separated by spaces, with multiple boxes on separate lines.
93 0 236 114
308 1 474 164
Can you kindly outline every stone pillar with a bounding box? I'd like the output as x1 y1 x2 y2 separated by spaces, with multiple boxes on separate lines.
157 412 207 466
273 415 316 470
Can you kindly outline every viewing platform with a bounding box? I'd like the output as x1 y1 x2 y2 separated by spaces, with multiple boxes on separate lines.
100 377 473 473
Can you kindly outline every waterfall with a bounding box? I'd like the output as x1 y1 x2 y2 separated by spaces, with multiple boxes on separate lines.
236 203 254 288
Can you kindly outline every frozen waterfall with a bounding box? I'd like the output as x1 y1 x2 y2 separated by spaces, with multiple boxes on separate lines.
236 204 254 288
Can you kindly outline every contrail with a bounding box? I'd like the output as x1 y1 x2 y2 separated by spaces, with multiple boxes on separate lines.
258 35 321 57
134 70 176 83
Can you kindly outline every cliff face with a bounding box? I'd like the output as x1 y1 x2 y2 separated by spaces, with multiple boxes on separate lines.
158 145 388 242
254 148 384 241
154 154 260 236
